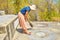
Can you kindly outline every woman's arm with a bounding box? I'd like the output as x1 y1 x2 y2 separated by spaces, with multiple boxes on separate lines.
24 11 29 21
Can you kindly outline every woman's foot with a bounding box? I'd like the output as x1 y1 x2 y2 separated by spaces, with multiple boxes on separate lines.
23 30 31 35
22 27 31 35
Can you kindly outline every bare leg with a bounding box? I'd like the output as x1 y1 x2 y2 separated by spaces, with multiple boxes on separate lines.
18 12 31 34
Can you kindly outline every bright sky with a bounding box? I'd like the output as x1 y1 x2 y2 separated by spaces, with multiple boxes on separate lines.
53 0 58 4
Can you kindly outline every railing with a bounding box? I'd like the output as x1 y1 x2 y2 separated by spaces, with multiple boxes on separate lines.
0 15 18 40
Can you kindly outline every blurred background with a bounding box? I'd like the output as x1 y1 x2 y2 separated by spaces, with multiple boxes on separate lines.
0 0 60 21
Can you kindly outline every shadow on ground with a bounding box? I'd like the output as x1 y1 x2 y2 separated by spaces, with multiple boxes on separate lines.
16 28 32 33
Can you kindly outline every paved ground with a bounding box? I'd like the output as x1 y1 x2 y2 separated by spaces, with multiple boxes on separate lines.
13 22 60 40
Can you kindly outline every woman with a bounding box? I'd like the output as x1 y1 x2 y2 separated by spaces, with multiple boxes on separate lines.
18 5 36 34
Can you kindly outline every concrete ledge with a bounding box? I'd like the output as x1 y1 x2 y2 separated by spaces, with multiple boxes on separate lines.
0 11 5 15
0 33 7 40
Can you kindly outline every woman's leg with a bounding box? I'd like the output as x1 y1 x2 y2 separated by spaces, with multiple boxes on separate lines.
18 12 31 34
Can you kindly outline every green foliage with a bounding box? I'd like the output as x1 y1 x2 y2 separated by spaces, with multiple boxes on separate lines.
0 0 60 21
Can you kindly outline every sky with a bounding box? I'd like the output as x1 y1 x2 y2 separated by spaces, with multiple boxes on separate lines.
53 0 58 4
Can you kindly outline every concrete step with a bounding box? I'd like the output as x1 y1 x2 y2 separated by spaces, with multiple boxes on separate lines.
13 22 60 40
12 31 30 40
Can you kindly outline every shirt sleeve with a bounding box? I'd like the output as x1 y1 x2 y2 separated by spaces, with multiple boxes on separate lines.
26 7 30 11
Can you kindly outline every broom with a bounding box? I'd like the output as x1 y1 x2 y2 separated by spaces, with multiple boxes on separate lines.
27 15 33 28
27 19 33 28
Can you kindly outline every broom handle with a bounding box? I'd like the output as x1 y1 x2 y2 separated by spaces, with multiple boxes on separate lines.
27 15 33 27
